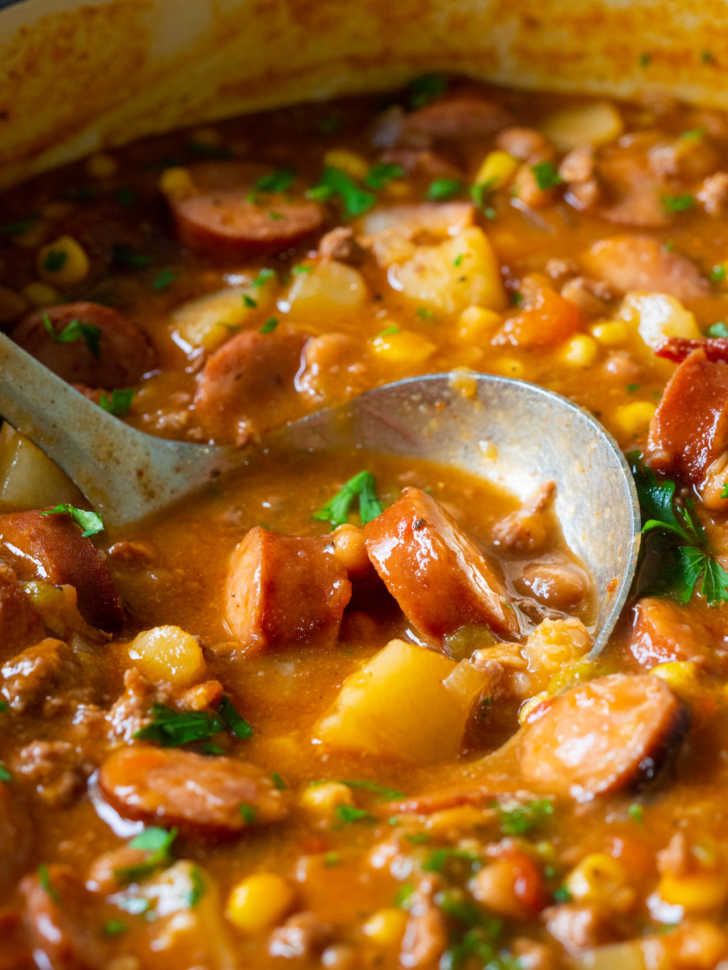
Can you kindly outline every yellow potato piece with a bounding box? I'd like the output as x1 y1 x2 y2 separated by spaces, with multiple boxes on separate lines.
541 100 623 151
173 280 275 351
285 260 368 317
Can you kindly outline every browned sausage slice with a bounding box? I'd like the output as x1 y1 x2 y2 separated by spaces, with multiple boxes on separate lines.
581 235 708 305
401 91 512 144
164 163 325 260
363 488 520 641
629 597 723 670
194 328 307 443
99 745 289 835
0 511 123 631
646 349 728 487
225 527 352 654
12 302 156 389
519 674 686 799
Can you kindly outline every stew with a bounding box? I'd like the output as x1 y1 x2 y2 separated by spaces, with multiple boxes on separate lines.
2 76 728 969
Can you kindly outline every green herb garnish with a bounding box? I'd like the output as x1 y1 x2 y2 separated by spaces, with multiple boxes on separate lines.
134 704 224 748
531 161 563 191
41 504 104 537
496 798 554 836
42 313 101 357
313 470 383 527
218 696 253 740
365 163 404 189
117 826 178 882
112 243 152 270
239 803 257 824
260 317 279 334
186 866 206 907
341 779 403 800
426 178 463 201
103 919 128 937
0 763 11 782
662 193 695 214
408 73 448 109
152 268 177 291
38 864 60 903
306 167 375 218
422 847 480 874
99 388 135 417
335 804 374 825
271 772 287 790
252 267 276 288
254 168 296 193
42 248 67 273
707 321 728 337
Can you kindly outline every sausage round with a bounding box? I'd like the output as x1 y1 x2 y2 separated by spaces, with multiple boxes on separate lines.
519 673 687 799
163 163 325 260
12 302 156 389
363 487 520 642
0 511 123 631
99 745 289 836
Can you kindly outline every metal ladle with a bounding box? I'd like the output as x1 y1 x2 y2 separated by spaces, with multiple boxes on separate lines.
0 332 640 655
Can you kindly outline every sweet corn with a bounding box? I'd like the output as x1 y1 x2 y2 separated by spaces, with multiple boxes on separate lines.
651 661 700 696
559 334 599 367
614 401 657 437
458 305 502 342
370 330 436 367
658 870 728 912
86 153 118 178
565 853 635 912
323 149 369 181
226 873 294 933
21 281 59 306
159 166 195 197
0 285 27 323
362 908 407 946
300 781 353 817
129 624 206 688
474 150 519 189
491 356 525 378
591 321 631 347
37 236 89 286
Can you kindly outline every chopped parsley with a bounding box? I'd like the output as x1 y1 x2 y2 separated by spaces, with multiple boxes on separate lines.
531 160 563 191
496 798 554 836
628 803 645 823
152 268 177 291
408 73 448 109
470 179 497 218
365 162 404 189
702 49 716 65
323 851 341 867
134 704 224 747
42 313 101 357
253 167 296 194
416 306 434 320
631 453 728 605
271 772 287 790
306 167 375 218
707 321 728 338
453 253 465 267
680 128 705 142
639 51 652 67
117 826 178 882
662 193 695 214
187 866 206 907
422 847 480 875
99 388 135 417
553 885 572 903
291 263 313 275
394 882 415 908
710 264 727 284
42 248 67 273
341 779 403 800
260 316 279 334
426 178 463 201
218 696 253 740
626 383 641 394
721 482 728 500
111 242 152 270
103 919 128 937
252 267 276 288
0 762 11 782
239 803 257 824
313 470 383 527
41 504 104 538
0 216 38 237
38 864 60 903
335 804 374 825
243 293 258 308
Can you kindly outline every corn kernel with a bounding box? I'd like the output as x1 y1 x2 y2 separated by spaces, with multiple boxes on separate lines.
614 401 656 437
362 908 407 946
458 306 502 342
370 330 436 366
651 661 700 696
474 151 519 189
86 153 118 178
21 281 59 306
129 624 206 688
559 334 599 367
491 356 525 378
565 854 634 912
449 367 478 399
37 236 89 286
591 321 630 347
0 285 27 323
323 149 369 181
658 870 728 912
226 873 294 933
300 781 353 817
159 166 194 197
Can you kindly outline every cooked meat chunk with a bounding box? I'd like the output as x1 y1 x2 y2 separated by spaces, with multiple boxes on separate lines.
1 637 76 713
12 740 87 807
595 136 671 227
13 302 156 389
0 563 43 658
646 349 728 488
0 511 123 631
163 163 325 260
697 171 728 215
543 903 612 953
363 487 520 641
519 674 687 800
99 745 289 835
496 127 552 161
106 668 171 743
316 226 364 264
269 912 333 960
582 235 708 304
225 527 352 653
193 328 307 444
400 878 448 969
492 483 555 555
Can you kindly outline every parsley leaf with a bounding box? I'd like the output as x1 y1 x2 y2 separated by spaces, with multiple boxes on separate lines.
408 73 448 109
707 321 728 338
42 248 67 273
186 865 206 907
42 313 101 357
313 471 383 527
38 864 60 903
531 160 563 191
662 193 695 214
423 847 480 875
252 267 276 288
365 163 404 189
117 826 178 882
496 798 554 836
152 268 177 291
426 178 463 201
99 388 135 417
0 216 38 237
41 504 104 538
103 919 128 937
340 779 403 800
306 167 375 218
260 316 279 334
134 704 224 748
0 762 11 782
335 804 374 825
218 696 253 740
254 168 296 194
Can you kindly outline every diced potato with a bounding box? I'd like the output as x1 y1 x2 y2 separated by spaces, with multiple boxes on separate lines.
315 639 488 763
0 424 80 510
129 624 206 687
285 260 368 317
389 227 506 315
617 292 701 351
540 101 623 151
172 281 275 351
573 942 646 970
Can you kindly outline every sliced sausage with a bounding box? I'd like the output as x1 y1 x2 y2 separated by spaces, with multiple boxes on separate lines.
12 302 156 389
99 745 289 835
630 597 722 670
656 336 728 364
400 91 512 145
581 235 708 304
0 563 43 659
645 349 728 487
363 487 520 641
193 328 307 444
225 527 352 654
0 511 123 631
519 673 687 800
163 163 325 260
